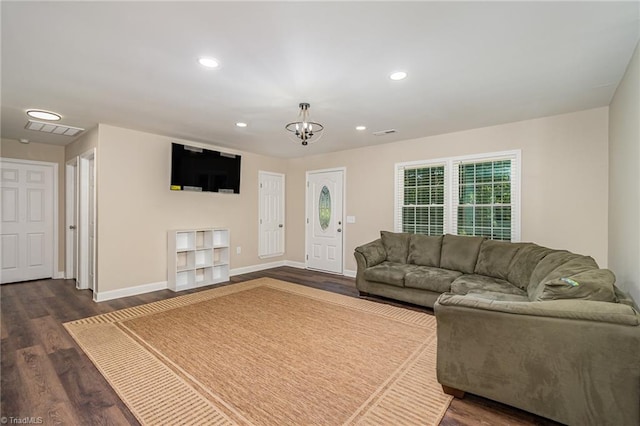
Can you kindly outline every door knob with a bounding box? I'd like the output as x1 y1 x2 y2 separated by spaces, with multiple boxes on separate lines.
278 224 283 228
69 225 76 230
337 228 342 232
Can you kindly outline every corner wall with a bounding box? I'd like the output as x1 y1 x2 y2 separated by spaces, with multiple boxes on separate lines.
95 125 288 293
609 41 640 302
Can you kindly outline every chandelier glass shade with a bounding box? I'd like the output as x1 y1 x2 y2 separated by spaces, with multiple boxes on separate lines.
285 102 324 146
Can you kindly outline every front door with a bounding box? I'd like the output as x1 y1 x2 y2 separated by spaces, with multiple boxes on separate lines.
0 158 55 284
306 169 344 274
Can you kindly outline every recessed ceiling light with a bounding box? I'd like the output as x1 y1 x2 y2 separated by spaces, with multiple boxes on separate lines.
198 57 220 69
356 126 366 131
389 71 407 81
235 122 247 128
26 109 61 121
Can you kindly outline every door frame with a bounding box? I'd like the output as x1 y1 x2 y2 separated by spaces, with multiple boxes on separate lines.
0 157 59 281
304 167 346 275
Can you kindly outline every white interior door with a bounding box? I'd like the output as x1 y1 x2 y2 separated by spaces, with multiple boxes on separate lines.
88 156 95 291
65 159 78 280
78 149 96 292
259 171 285 258
306 169 344 274
1 159 55 284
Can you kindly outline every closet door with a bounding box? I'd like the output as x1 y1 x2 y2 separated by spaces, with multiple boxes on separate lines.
1 159 55 284
258 171 285 258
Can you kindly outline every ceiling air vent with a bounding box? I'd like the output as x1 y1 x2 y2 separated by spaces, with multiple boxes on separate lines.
372 129 397 136
25 120 84 137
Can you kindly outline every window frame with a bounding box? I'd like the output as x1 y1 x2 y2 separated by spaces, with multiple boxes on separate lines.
394 150 521 241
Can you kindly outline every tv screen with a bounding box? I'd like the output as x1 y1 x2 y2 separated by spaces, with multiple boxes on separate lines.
170 143 241 193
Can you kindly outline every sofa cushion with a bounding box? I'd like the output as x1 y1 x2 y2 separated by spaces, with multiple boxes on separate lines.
404 267 462 293
533 269 617 302
506 244 555 289
355 239 386 267
440 234 486 274
529 255 611 301
451 274 527 296
528 251 578 293
380 231 411 264
362 262 417 287
407 234 443 267
528 253 598 299
474 240 524 280
465 290 530 302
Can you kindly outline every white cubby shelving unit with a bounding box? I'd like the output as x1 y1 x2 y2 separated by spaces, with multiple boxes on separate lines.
168 228 230 292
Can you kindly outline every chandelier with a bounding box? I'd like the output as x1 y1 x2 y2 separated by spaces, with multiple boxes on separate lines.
285 102 324 146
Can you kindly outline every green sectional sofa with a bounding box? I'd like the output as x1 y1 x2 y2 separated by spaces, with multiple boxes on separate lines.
354 231 640 426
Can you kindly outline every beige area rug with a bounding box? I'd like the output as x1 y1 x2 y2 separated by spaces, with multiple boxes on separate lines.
64 278 452 425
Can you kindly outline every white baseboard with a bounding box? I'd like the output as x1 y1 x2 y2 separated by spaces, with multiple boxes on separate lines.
54 270 65 279
230 260 286 276
92 261 352 303
94 281 168 302
343 269 356 278
284 260 306 269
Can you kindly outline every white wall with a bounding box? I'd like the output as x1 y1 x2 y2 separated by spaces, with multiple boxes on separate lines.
287 107 610 272
609 41 640 302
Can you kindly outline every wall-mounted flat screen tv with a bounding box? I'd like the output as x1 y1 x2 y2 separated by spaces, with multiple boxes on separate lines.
170 143 241 194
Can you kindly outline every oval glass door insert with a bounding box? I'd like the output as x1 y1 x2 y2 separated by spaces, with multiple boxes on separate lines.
319 186 331 230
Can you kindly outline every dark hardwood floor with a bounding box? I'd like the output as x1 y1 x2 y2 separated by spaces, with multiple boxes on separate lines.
1 267 560 425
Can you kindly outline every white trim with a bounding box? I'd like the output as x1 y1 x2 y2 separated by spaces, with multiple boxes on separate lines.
92 260 349 302
54 270 65 279
343 269 357 278
0 157 58 281
230 260 286 276
284 260 306 269
305 167 347 274
93 281 168 302
258 253 285 260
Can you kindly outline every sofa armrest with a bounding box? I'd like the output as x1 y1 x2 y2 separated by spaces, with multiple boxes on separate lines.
354 238 386 268
436 292 639 326
434 295 640 426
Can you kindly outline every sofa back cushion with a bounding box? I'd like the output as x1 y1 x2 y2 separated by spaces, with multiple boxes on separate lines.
506 243 555 289
527 252 616 302
533 268 617 302
407 234 443 267
440 234 485 274
474 240 524 280
380 231 411 264
527 250 575 293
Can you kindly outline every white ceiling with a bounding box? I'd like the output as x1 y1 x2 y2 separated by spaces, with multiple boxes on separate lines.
2 1 639 158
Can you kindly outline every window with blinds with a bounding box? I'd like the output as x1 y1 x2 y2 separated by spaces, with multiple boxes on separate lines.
395 150 520 241
399 165 445 235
